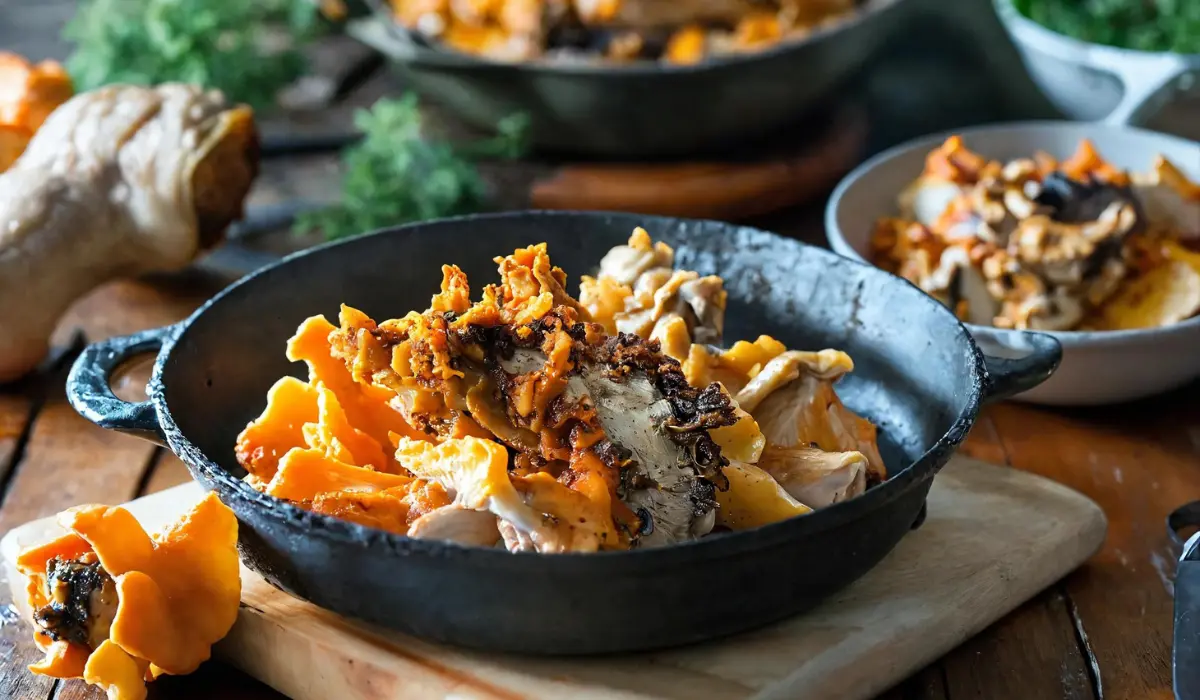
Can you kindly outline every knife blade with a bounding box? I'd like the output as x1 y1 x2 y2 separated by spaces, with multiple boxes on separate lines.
1173 505 1200 700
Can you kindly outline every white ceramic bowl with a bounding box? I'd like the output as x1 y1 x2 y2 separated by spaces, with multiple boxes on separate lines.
993 0 1200 138
825 121 1200 406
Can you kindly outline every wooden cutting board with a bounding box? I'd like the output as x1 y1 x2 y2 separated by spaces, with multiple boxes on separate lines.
1 455 1105 700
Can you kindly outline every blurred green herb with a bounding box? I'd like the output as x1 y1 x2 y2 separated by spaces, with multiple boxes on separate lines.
1014 0 1200 53
64 0 323 110
294 95 531 241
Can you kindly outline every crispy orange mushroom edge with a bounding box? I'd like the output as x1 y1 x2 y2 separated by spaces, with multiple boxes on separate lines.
16 492 240 700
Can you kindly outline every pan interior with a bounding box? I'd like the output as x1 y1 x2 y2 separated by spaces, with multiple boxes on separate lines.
162 213 978 485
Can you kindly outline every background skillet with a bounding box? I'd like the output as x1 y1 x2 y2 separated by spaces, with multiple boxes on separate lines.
349 0 910 158
66 212 1059 654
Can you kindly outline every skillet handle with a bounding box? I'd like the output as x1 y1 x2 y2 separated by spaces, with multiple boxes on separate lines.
66 326 177 447
975 331 1062 403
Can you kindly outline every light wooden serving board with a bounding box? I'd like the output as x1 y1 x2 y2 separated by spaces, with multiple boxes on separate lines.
2 456 1106 700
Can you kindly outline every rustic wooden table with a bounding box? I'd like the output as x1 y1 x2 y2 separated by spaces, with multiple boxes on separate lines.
2 4 1198 700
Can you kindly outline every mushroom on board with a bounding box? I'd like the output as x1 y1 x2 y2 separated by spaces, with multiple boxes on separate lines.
0 84 259 384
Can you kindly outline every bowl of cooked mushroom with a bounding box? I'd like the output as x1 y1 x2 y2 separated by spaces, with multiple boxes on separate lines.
825 121 1200 406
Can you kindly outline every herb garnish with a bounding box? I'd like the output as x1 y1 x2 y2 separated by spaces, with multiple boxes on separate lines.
294 94 530 241
1014 0 1199 54
63 0 322 110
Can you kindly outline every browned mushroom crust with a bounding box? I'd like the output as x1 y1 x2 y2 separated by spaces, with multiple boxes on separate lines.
329 278 738 547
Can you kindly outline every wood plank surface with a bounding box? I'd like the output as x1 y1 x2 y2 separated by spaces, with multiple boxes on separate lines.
988 398 1200 700
2 458 1107 700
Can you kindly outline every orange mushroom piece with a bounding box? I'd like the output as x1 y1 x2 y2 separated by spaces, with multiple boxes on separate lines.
17 493 240 700
1060 138 1130 186
0 52 73 171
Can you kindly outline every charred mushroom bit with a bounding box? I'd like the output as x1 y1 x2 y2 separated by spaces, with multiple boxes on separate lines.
17 493 240 700
236 227 888 552
385 0 861 64
32 557 118 651
871 137 1200 331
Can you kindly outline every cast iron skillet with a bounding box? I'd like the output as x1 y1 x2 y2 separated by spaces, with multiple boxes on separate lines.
349 0 912 157
66 212 1060 655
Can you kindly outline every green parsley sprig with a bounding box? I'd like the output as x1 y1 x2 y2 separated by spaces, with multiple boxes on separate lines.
294 94 531 241
63 0 322 110
1014 0 1200 54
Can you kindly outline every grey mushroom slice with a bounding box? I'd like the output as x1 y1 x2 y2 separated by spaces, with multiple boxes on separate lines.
500 348 716 548
580 369 711 547
408 507 501 547
677 275 726 346
757 446 868 509
949 259 999 326
734 350 852 413
598 241 672 286
898 175 962 228
498 520 538 553
1028 289 1084 331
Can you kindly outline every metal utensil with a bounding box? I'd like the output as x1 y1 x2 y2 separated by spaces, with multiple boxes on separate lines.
1173 502 1200 699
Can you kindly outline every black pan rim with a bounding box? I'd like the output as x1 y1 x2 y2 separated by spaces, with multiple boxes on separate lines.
381 0 908 77
152 210 983 568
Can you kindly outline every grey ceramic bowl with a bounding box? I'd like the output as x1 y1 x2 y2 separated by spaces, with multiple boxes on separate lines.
825 121 1200 406
994 0 1200 137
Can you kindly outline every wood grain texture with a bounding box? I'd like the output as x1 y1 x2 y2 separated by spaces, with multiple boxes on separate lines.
937 418 1099 700
987 395 1200 700
2 456 1106 700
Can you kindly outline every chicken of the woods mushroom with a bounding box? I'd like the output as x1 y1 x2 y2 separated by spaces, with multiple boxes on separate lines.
871 136 1200 332
236 228 887 553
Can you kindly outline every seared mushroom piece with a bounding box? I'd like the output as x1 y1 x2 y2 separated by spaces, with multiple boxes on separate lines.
677 274 726 345
502 344 734 548
946 252 999 325
407 507 501 547
1010 201 1138 289
757 446 869 508
923 245 1000 324
1035 171 1143 229
1028 288 1085 331
750 359 886 484
616 270 727 347
597 228 727 348
597 227 674 285
733 350 851 412
898 175 963 229
1131 155 1200 238
1090 259 1200 330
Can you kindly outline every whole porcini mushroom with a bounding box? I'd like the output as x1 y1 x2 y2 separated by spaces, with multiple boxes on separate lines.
0 83 259 384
